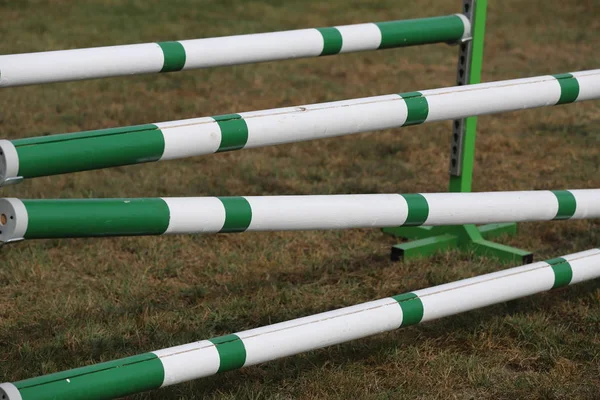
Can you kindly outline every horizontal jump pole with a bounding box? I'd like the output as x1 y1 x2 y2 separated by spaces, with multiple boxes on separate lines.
0 14 470 88
1 69 598 186
1 189 598 243
2 248 598 400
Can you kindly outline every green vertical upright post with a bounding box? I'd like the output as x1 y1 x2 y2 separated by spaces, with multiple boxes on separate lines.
448 0 486 192
383 0 533 264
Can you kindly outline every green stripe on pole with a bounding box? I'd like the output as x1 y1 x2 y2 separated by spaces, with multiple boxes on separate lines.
399 92 429 126
316 27 343 56
400 193 429 226
11 124 159 147
209 334 247 373
218 196 252 233
545 257 573 288
22 198 170 239
553 73 580 105
214 114 249 152
392 293 424 327
15 127 165 178
157 41 187 72
376 15 465 49
551 190 577 220
14 353 164 400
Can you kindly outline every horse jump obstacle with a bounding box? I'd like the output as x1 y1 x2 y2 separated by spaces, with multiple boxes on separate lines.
0 15 470 88
1 70 598 186
2 248 598 400
1 189 599 243
0 0 525 263
2 1 599 397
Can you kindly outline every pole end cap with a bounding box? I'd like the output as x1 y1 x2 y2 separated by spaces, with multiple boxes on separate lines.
0 198 27 245
0 140 21 187
0 383 22 400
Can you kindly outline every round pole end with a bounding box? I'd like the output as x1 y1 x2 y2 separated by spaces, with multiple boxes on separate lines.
455 13 472 42
0 383 22 400
0 140 20 187
0 198 28 244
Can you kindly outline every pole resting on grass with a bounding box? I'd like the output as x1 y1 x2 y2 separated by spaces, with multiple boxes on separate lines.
0 14 470 88
0 189 598 243
0 70 598 187
1 248 598 400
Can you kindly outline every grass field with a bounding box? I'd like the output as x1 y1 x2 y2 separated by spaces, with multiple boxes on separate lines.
1 0 599 398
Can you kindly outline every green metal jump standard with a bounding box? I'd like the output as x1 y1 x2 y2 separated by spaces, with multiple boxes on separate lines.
382 0 531 264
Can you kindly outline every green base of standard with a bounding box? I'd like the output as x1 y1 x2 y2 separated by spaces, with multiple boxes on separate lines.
382 223 533 264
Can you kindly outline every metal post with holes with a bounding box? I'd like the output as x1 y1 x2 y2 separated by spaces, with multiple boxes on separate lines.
448 0 482 190
383 0 533 264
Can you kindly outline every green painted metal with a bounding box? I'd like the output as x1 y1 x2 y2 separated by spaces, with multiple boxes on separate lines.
383 225 435 240
469 238 533 263
448 0 486 193
476 222 517 239
385 0 531 264
387 223 532 264
390 233 458 261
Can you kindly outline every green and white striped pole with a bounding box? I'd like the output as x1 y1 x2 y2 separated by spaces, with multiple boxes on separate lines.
1 189 598 243
2 248 598 400
1 70 598 186
0 15 470 88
